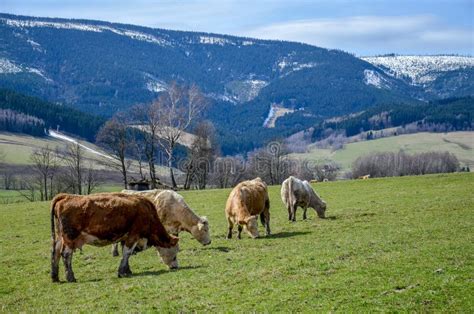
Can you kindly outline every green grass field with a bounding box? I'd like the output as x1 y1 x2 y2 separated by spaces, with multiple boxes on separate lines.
292 131 474 171
0 173 473 311
0 132 108 165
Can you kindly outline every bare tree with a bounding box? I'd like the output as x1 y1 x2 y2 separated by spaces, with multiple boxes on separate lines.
85 162 101 194
247 140 290 185
96 115 131 188
17 175 40 202
152 83 206 188
130 129 147 181
29 146 58 201
131 104 161 188
62 143 84 194
210 156 246 188
183 121 217 189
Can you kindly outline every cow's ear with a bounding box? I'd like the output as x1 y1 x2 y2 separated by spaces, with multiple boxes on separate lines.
197 222 205 230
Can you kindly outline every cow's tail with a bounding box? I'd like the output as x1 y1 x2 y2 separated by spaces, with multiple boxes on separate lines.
51 197 58 246
50 195 65 250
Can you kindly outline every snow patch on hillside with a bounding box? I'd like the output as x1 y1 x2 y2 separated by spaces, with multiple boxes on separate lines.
26 67 52 82
362 55 474 85
1 18 172 46
26 38 44 52
277 58 318 75
198 35 254 46
199 36 232 46
146 80 167 93
246 79 268 100
0 58 22 74
0 57 51 81
364 69 389 89
263 104 295 128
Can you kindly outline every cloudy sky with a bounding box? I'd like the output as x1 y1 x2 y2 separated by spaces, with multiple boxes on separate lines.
2 0 473 55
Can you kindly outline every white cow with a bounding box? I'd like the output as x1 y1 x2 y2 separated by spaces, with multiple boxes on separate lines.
113 189 210 256
281 176 327 221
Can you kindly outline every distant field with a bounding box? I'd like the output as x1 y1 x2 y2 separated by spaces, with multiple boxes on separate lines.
0 173 472 311
0 132 170 175
292 131 474 171
0 132 109 166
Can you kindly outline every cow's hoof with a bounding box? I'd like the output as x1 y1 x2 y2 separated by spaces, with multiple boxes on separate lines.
66 277 77 283
51 276 60 283
118 271 132 278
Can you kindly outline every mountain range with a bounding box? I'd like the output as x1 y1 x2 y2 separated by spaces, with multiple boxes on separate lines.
0 13 472 154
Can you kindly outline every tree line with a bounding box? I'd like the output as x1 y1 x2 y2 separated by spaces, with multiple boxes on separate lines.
0 143 101 202
352 151 460 178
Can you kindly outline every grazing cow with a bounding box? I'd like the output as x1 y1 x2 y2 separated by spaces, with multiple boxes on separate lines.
357 174 371 180
225 177 270 239
112 189 210 256
50 193 179 282
281 176 327 221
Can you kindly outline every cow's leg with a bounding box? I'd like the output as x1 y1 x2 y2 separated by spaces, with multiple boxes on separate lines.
51 239 62 282
226 218 233 239
303 206 308 220
111 243 119 257
287 204 292 221
263 210 271 236
237 225 243 239
291 204 297 222
118 243 136 278
61 246 76 283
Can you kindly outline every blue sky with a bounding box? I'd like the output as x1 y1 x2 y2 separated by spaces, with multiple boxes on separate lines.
2 0 473 55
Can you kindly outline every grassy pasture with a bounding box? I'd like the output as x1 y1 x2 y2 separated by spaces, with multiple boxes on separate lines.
0 173 473 311
292 131 474 170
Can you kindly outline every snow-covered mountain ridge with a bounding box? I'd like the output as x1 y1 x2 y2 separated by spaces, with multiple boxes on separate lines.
362 55 474 85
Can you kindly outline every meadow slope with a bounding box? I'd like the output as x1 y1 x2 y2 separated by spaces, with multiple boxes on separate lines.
0 173 473 311
292 131 474 171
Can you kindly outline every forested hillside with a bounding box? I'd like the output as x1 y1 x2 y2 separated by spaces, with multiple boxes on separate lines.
311 96 474 141
0 14 472 154
0 89 105 140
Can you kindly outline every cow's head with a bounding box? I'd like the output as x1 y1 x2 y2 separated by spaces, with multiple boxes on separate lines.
157 243 179 270
239 215 259 238
191 216 211 246
316 200 327 218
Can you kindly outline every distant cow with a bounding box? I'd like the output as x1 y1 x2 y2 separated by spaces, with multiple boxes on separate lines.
50 193 179 282
113 189 210 256
358 175 371 180
281 176 327 221
225 177 270 239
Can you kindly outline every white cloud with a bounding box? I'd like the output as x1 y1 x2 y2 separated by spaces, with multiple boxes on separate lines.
245 15 474 55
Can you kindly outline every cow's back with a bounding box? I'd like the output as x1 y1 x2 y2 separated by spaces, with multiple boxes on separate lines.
53 193 165 246
238 180 268 216
153 190 190 230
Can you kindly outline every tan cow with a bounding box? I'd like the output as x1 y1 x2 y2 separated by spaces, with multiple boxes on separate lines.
50 193 179 282
281 176 327 221
112 189 210 256
225 177 270 239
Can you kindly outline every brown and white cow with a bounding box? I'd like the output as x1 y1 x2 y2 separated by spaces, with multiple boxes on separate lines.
112 189 210 256
50 193 179 282
225 177 270 239
281 176 327 221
